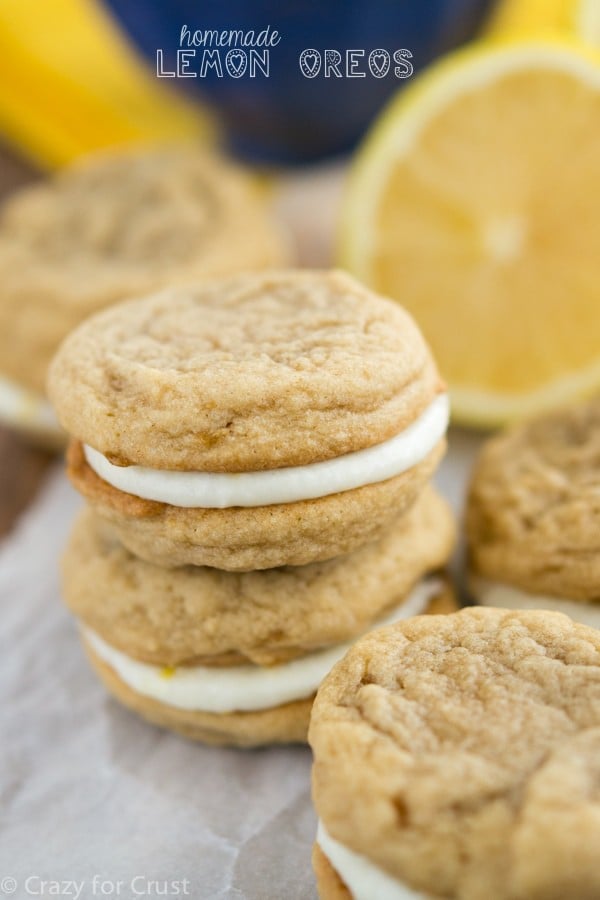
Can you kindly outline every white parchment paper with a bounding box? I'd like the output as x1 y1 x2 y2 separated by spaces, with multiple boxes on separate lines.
0 431 480 900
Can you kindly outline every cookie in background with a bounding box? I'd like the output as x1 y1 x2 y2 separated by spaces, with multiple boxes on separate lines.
0 146 289 446
467 395 600 629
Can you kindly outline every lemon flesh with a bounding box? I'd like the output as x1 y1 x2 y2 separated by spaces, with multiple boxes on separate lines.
341 43 600 426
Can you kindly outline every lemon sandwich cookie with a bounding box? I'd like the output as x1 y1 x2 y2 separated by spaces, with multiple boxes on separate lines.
63 488 455 746
49 269 449 570
0 146 287 444
467 397 600 629
310 606 600 899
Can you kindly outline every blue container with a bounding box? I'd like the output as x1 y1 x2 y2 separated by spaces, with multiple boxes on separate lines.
104 0 493 163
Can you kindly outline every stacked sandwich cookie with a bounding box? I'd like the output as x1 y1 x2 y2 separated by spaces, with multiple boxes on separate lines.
50 269 455 746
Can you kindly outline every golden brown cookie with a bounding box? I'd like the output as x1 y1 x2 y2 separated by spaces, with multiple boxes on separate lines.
467 397 600 627
62 486 455 666
309 607 600 899
312 845 351 900
0 146 287 439
49 269 448 569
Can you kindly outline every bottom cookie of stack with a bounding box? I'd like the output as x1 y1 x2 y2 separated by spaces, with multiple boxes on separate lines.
62 487 456 747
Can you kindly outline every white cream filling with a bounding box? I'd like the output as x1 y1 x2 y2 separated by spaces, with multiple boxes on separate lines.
317 822 430 900
471 576 600 630
83 394 449 508
83 579 439 713
0 374 60 436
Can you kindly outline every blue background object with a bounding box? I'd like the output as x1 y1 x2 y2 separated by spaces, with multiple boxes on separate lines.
104 0 494 163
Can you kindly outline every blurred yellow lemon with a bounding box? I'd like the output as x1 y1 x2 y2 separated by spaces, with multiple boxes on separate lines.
0 0 213 168
486 0 600 46
340 41 600 427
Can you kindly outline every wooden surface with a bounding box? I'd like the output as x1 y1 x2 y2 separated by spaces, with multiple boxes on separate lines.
0 430 53 536
0 145 54 538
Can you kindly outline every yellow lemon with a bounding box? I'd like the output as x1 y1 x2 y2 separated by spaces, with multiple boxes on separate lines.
486 0 600 46
0 0 213 168
340 41 600 427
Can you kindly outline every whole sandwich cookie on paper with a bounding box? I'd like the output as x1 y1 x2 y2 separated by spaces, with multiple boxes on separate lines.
48 269 449 570
62 488 456 746
466 397 600 629
309 607 600 900
0 146 287 444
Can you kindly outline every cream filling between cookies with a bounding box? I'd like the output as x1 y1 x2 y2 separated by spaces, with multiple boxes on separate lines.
83 394 449 508
316 822 430 900
471 576 600 630
83 579 439 713
0 374 60 436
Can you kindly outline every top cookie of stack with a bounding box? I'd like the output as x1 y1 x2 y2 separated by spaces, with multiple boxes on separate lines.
0 146 287 443
48 268 448 571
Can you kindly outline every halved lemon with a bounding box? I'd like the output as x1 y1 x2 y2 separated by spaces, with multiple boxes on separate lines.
486 0 600 46
340 41 600 427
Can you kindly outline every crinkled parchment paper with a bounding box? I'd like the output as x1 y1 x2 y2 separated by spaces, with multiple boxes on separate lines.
0 432 479 899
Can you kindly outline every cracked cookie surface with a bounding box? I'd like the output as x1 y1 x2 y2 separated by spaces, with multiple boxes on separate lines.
309 607 600 900
0 147 287 393
466 398 600 600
